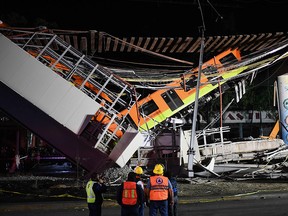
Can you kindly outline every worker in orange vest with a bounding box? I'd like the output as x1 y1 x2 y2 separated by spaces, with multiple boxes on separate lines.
117 171 144 216
145 164 174 216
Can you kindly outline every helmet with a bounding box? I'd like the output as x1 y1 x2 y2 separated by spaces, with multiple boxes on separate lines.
134 166 143 175
153 164 164 175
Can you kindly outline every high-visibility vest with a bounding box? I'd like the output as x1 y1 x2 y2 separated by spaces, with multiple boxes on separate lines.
86 180 96 203
122 181 138 205
149 176 169 201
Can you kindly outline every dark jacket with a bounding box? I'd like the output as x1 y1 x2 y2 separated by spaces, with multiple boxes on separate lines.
92 181 107 204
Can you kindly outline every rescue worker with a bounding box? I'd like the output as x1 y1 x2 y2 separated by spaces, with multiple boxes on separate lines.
117 171 144 216
86 174 107 216
165 170 178 216
146 164 174 216
134 166 145 216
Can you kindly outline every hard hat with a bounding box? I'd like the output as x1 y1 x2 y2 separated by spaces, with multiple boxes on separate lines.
134 166 143 175
153 164 164 175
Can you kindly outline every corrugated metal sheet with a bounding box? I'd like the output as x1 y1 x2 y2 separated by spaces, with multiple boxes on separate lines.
1 27 288 82
48 30 288 56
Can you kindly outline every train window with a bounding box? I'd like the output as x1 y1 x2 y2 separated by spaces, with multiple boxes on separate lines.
219 53 237 64
185 76 197 91
202 66 218 74
161 89 184 111
140 100 159 117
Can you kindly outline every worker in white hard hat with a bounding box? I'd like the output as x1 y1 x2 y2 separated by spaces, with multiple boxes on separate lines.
145 164 174 216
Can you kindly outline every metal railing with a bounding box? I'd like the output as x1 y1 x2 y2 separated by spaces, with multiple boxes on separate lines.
2 29 141 154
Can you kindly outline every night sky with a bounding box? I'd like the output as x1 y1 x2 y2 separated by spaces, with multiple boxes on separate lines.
1 0 288 37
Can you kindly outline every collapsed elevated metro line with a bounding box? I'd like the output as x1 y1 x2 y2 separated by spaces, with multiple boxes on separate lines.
1 27 288 176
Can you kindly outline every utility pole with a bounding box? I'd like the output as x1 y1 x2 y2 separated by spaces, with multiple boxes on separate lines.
187 27 205 178
187 0 206 178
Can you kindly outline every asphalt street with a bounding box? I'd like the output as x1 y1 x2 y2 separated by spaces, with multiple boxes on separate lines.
1 192 288 216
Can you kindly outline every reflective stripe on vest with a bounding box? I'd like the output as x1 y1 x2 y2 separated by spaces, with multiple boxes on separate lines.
86 180 96 203
149 176 169 201
122 181 138 205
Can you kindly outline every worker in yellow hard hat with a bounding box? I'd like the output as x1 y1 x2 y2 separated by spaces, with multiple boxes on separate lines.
134 166 144 175
116 172 144 216
145 164 174 216
134 166 145 216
